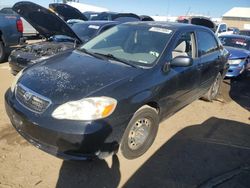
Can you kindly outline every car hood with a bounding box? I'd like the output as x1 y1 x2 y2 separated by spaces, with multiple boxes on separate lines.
49 3 87 21
112 13 140 22
190 17 215 30
225 46 250 59
177 16 215 30
19 50 143 104
13 1 81 42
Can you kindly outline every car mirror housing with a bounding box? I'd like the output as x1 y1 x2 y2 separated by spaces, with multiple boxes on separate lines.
170 56 193 67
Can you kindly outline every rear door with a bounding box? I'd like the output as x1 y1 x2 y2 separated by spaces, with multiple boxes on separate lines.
196 30 221 93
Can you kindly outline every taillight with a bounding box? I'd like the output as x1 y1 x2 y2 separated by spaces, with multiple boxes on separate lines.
16 18 23 33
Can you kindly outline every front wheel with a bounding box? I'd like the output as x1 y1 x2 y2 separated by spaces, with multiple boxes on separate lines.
120 105 159 159
202 72 222 101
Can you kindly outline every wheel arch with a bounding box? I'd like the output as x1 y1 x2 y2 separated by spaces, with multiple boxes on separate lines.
145 101 160 114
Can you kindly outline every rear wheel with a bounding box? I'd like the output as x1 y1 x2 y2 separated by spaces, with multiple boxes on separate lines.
121 105 159 159
0 41 6 63
202 72 222 101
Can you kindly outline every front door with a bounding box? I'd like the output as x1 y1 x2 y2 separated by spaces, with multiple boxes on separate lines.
159 31 200 118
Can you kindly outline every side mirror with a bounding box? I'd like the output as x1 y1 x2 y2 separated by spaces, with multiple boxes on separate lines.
170 56 193 67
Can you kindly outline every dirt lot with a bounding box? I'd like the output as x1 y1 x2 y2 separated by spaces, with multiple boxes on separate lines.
0 61 249 188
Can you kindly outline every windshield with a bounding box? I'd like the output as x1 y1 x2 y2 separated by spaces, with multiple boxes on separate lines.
71 23 100 43
81 24 173 66
219 36 250 50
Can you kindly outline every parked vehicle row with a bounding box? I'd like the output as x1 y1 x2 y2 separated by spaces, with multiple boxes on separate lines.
8 2 123 75
3 0 249 161
7 2 249 78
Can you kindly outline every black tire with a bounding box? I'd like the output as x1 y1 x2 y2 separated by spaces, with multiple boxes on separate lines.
0 41 6 63
202 72 222 102
121 105 159 159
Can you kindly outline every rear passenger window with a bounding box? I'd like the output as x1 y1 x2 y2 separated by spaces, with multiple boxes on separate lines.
197 31 219 57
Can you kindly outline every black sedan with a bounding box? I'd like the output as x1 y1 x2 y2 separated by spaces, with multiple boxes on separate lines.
9 1 118 75
5 22 229 160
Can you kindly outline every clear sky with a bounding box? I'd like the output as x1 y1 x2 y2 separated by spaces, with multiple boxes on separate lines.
1 0 250 17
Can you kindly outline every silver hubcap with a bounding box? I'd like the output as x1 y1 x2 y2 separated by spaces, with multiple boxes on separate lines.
128 118 151 150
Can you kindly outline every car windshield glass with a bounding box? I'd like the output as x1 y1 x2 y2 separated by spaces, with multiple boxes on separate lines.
71 23 100 43
81 24 173 67
219 36 250 50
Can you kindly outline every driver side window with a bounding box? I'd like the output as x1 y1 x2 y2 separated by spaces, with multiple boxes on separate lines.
172 32 196 59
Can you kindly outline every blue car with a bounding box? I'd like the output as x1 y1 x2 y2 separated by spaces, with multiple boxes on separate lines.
219 35 250 77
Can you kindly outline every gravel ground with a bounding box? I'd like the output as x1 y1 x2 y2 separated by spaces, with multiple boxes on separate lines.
0 61 249 188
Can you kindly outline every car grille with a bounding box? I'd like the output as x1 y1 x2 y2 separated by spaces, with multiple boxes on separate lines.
15 84 51 113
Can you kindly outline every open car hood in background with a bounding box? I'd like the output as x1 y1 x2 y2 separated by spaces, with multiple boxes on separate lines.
190 17 215 31
49 3 87 21
13 1 82 41
177 16 215 31
112 13 141 22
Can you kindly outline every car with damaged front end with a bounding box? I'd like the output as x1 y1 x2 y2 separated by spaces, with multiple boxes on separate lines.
5 22 229 160
9 1 118 75
219 35 250 77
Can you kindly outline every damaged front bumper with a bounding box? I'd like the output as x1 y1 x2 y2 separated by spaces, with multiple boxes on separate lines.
226 62 246 77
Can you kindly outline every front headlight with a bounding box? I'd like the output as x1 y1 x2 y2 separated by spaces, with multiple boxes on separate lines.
228 59 243 65
52 97 117 121
10 69 24 92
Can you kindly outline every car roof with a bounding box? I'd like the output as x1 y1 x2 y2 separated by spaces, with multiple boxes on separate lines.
75 20 119 26
124 21 211 31
219 34 250 40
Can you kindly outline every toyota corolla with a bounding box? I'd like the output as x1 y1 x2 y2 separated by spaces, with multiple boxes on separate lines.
5 22 229 160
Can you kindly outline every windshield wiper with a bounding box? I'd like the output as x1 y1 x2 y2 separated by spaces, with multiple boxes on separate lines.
93 53 137 68
77 48 106 60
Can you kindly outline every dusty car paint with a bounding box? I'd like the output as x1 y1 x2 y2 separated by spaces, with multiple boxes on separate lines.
5 22 228 160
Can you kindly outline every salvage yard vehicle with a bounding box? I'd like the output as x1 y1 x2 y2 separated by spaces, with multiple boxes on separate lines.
88 12 141 22
9 1 118 75
48 3 88 22
139 15 154 21
0 7 24 62
219 35 250 77
177 16 215 31
215 23 228 36
5 22 229 160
